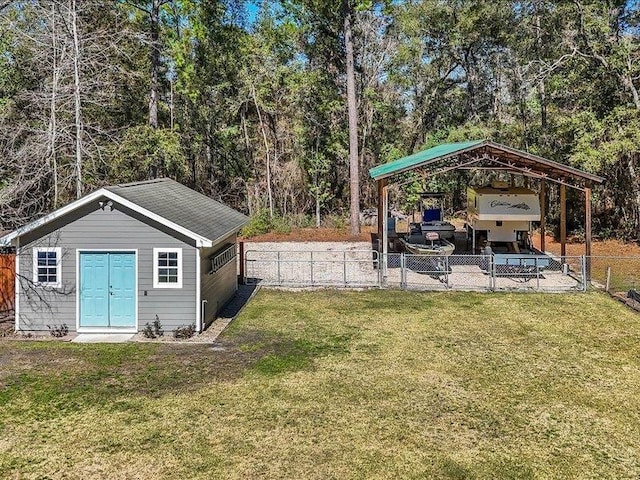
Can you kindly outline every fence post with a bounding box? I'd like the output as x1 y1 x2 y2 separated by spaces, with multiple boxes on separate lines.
238 241 245 285
605 266 611 293
277 250 281 285
343 251 347 287
310 251 314 286
535 256 540 290
581 256 587 291
445 256 450 289
485 254 495 290
400 253 406 290
491 255 497 291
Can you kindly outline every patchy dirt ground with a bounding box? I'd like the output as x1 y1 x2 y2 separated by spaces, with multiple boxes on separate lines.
0 329 300 397
532 233 640 256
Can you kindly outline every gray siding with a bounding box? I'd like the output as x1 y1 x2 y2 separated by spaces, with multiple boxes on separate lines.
200 234 238 327
17 201 197 332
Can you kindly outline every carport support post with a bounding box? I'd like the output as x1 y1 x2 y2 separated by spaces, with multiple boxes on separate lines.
560 183 567 259
377 178 387 253
539 179 546 253
585 182 592 282
382 183 389 278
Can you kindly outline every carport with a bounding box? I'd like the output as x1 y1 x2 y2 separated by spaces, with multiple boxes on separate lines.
369 140 604 279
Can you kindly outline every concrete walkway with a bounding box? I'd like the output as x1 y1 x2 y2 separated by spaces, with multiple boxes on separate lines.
72 334 134 343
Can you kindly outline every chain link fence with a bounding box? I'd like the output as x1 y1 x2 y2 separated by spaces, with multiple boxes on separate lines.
386 254 493 291
243 246 640 294
588 256 640 294
492 255 585 292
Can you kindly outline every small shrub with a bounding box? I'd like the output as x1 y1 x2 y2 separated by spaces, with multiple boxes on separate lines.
241 209 272 237
271 215 292 234
47 323 69 338
142 323 155 338
173 323 196 339
152 315 163 337
289 213 315 229
241 209 297 237
323 214 348 230
142 316 164 339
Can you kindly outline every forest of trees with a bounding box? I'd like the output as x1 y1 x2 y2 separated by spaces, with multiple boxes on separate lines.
1 0 640 239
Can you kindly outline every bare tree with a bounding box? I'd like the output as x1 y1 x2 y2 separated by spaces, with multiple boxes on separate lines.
70 0 84 197
343 0 360 235
0 1 139 229
125 0 173 128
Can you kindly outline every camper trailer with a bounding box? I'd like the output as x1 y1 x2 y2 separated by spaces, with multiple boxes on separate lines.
467 182 541 253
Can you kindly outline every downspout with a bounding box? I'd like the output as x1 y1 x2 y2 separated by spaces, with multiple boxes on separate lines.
195 247 201 333
201 299 207 331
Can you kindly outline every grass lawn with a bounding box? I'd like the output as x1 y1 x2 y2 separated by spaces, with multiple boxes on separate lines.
1 291 640 479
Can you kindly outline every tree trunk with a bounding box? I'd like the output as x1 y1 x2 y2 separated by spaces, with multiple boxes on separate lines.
48 1 59 207
628 154 640 232
621 70 640 110
70 0 83 198
344 0 360 235
251 85 274 218
149 0 160 128
535 13 547 128
316 196 321 228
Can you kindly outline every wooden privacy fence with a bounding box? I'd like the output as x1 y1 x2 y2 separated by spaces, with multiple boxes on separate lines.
0 254 15 312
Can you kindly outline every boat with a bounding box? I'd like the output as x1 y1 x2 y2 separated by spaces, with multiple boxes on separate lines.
420 220 456 240
400 232 455 256
418 193 456 240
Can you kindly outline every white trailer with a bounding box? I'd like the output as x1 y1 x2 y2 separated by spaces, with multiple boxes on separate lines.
467 184 541 252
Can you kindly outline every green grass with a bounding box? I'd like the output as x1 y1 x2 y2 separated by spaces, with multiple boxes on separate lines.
1 290 640 479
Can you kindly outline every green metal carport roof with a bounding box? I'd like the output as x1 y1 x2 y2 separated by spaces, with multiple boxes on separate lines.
368 139 604 185
369 140 484 180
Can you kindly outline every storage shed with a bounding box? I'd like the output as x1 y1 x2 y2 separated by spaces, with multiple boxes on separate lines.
0 178 248 334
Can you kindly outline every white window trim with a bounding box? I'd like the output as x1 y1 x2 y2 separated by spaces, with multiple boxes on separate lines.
32 247 62 288
153 247 183 289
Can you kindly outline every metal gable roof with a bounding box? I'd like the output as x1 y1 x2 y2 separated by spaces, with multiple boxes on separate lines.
369 139 605 184
105 178 248 243
369 140 485 180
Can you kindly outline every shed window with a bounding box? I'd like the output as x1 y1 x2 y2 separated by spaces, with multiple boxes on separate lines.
33 247 62 288
153 248 182 288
